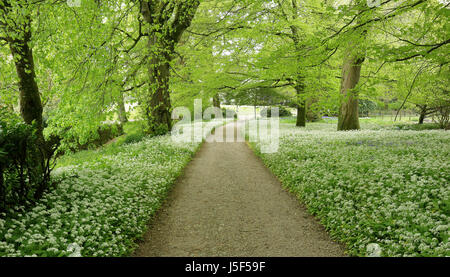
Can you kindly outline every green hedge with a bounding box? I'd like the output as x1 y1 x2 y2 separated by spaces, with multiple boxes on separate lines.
260 106 292 117
0 108 53 213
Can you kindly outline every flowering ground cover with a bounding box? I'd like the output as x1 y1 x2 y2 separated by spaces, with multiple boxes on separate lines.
0 121 224 257
251 123 449 257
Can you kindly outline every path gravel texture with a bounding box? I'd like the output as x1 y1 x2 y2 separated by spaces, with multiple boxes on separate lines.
133 122 346 257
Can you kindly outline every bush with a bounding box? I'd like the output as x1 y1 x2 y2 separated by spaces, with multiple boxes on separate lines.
260 106 292 117
393 123 441 131
123 132 145 145
94 123 124 146
306 109 322 122
359 99 377 117
54 123 124 154
433 105 450 129
114 121 147 145
0 109 53 213
222 108 238 119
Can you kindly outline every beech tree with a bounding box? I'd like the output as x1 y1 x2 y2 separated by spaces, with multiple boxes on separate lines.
0 0 44 144
138 0 200 135
330 0 449 130
336 1 368 131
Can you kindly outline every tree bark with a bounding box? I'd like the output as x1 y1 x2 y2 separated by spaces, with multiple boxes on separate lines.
418 105 427 124
139 0 199 135
117 91 128 124
337 52 364 131
295 79 306 127
4 12 46 154
337 2 369 131
296 103 306 127
145 52 172 134
213 94 221 108
8 29 43 131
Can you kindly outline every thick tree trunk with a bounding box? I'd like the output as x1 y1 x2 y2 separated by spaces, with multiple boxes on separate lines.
8 30 43 133
6 16 46 156
139 1 199 135
418 105 427 124
337 53 364 131
117 91 128 124
0 3 54 203
296 103 306 127
145 50 172 135
295 79 306 127
337 8 368 131
0 166 4 211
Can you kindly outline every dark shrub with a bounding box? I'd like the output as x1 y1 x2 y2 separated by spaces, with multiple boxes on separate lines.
307 109 322 122
0 109 54 213
359 99 378 117
394 123 441 131
56 122 124 153
222 108 238 119
91 123 124 147
260 106 292 117
434 105 450 129
123 132 145 144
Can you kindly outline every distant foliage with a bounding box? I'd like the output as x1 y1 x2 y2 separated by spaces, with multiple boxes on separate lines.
116 121 147 145
260 106 292 118
123 132 146 145
222 108 238 119
393 123 441 131
0 109 54 213
49 123 124 154
359 99 378 117
433 105 450 130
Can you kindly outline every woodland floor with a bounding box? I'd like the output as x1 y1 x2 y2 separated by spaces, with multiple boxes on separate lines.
133 122 346 257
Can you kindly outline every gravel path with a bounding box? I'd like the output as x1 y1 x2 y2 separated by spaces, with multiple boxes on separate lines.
133 122 346 257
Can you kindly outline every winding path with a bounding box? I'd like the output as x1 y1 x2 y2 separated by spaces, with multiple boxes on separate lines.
133 122 345 257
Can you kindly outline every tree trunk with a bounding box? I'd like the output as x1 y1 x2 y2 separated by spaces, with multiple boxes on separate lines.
337 53 364 131
337 6 369 131
144 42 172 134
254 94 257 119
213 94 221 108
295 79 306 127
418 105 427 124
8 29 43 133
139 1 199 135
117 91 128 124
0 166 4 212
296 103 306 127
5 14 46 156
